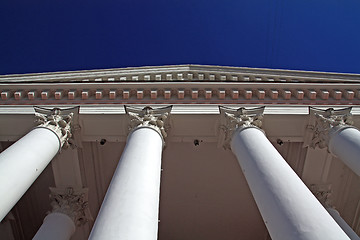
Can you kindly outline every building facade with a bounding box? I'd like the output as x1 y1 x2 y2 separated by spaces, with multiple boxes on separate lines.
0 65 360 239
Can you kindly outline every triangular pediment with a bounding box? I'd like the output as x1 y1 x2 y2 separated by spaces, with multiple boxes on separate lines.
1 64 360 83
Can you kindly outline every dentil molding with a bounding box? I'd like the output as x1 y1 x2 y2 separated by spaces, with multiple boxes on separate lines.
1 65 359 105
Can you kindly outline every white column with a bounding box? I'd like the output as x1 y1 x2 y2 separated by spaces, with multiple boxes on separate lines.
306 107 360 176
219 107 349 240
33 187 91 240
0 108 74 222
89 106 171 240
328 127 360 176
327 208 360 240
33 213 75 240
311 174 360 239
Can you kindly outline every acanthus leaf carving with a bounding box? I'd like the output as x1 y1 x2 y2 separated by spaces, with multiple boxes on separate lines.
49 187 92 226
305 107 353 149
34 107 80 149
310 184 333 208
125 106 172 144
218 106 265 150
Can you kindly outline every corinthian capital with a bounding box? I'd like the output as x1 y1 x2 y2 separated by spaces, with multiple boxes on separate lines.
310 184 333 208
49 187 92 226
218 106 265 149
305 107 353 149
125 105 172 142
34 107 80 149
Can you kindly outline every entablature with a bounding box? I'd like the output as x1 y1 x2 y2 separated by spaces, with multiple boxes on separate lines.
0 82 359 105
1 65 360 105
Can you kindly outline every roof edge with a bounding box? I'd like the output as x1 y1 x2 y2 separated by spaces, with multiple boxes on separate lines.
1 64 360 83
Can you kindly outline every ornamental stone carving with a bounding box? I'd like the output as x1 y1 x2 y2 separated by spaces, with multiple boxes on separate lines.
125 106 172 143
310 184 333 208
218 106 265 149
34 107 80 149
49 187 92 226
305 107 353 149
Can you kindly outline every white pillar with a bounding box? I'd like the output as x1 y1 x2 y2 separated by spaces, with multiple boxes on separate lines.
328 127 360 176
327 208 360 240
33 212 75 240
0 108 74 221
310 185 360 240
219 107 349 240
89 106 171 240
33 187 91 240
306 107 360 176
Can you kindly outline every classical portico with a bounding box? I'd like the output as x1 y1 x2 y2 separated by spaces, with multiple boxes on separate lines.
0 65 360 239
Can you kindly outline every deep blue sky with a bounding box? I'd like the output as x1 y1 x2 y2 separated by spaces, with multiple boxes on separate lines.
1 0 360 75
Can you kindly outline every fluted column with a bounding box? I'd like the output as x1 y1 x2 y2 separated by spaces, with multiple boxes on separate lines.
305 107 360 176
33 187 91 240
89 106 172 240
0 107 77 221
219 106 349 240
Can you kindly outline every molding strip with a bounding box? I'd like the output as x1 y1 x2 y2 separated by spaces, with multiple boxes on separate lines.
1 105 360 115
1 65 360 83
0 82 359 105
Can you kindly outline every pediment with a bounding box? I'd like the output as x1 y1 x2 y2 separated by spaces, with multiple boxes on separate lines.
1 64 360 83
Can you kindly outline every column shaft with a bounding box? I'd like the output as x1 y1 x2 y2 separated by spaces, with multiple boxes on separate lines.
327 208 360 240
0 127 60 221
33 212 75 240
89 127 163 240
328 127 360 176
231 127 349 240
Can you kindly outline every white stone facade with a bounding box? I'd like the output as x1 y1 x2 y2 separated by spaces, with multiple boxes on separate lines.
0 65 360 239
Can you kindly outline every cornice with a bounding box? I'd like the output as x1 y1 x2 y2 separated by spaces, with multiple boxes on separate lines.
1 64 360 83
1 65 359 105
0 81 359 105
